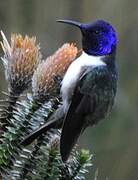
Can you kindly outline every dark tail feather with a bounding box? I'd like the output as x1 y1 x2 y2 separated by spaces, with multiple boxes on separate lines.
20 106 64 146
20 118 58 146
60 98 89 162
60 114 85 162
60 94 92 162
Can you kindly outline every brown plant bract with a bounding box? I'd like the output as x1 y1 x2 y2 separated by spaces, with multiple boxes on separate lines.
1 31 41 95
32 43 78 99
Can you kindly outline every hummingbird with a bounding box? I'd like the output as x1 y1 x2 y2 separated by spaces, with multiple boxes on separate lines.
21 19 118 162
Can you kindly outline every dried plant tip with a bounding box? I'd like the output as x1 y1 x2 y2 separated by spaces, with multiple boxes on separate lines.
32 43 78 100
1 31 42 95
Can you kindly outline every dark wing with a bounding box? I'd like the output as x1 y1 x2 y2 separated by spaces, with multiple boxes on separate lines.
60 65 109 162
21 106 64 146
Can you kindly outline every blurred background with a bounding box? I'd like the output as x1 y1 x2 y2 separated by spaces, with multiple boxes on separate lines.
0 0 138 179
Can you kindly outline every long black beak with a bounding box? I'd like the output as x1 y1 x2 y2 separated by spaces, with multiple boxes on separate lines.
56 19 82 29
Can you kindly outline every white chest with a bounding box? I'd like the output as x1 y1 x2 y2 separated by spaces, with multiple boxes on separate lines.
61 52 106 112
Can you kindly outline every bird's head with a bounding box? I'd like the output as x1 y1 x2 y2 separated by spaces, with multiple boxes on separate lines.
57 19 117 56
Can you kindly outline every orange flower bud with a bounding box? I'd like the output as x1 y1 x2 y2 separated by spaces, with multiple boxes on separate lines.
1 31 41 95
32 43 78 100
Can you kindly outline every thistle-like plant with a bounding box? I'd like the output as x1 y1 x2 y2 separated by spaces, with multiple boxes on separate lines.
1 31 41 96
0 31 41 130
0 32 92 180
32 43 78 101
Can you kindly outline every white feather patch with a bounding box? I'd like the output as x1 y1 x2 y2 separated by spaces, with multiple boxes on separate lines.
61 51 106 112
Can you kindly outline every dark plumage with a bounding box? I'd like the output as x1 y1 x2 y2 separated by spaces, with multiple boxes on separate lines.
21 19 118 162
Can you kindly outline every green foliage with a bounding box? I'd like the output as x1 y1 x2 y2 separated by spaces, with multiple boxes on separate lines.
0 94 92 179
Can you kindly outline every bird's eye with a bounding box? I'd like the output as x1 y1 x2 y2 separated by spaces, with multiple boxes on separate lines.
92 30 100 35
